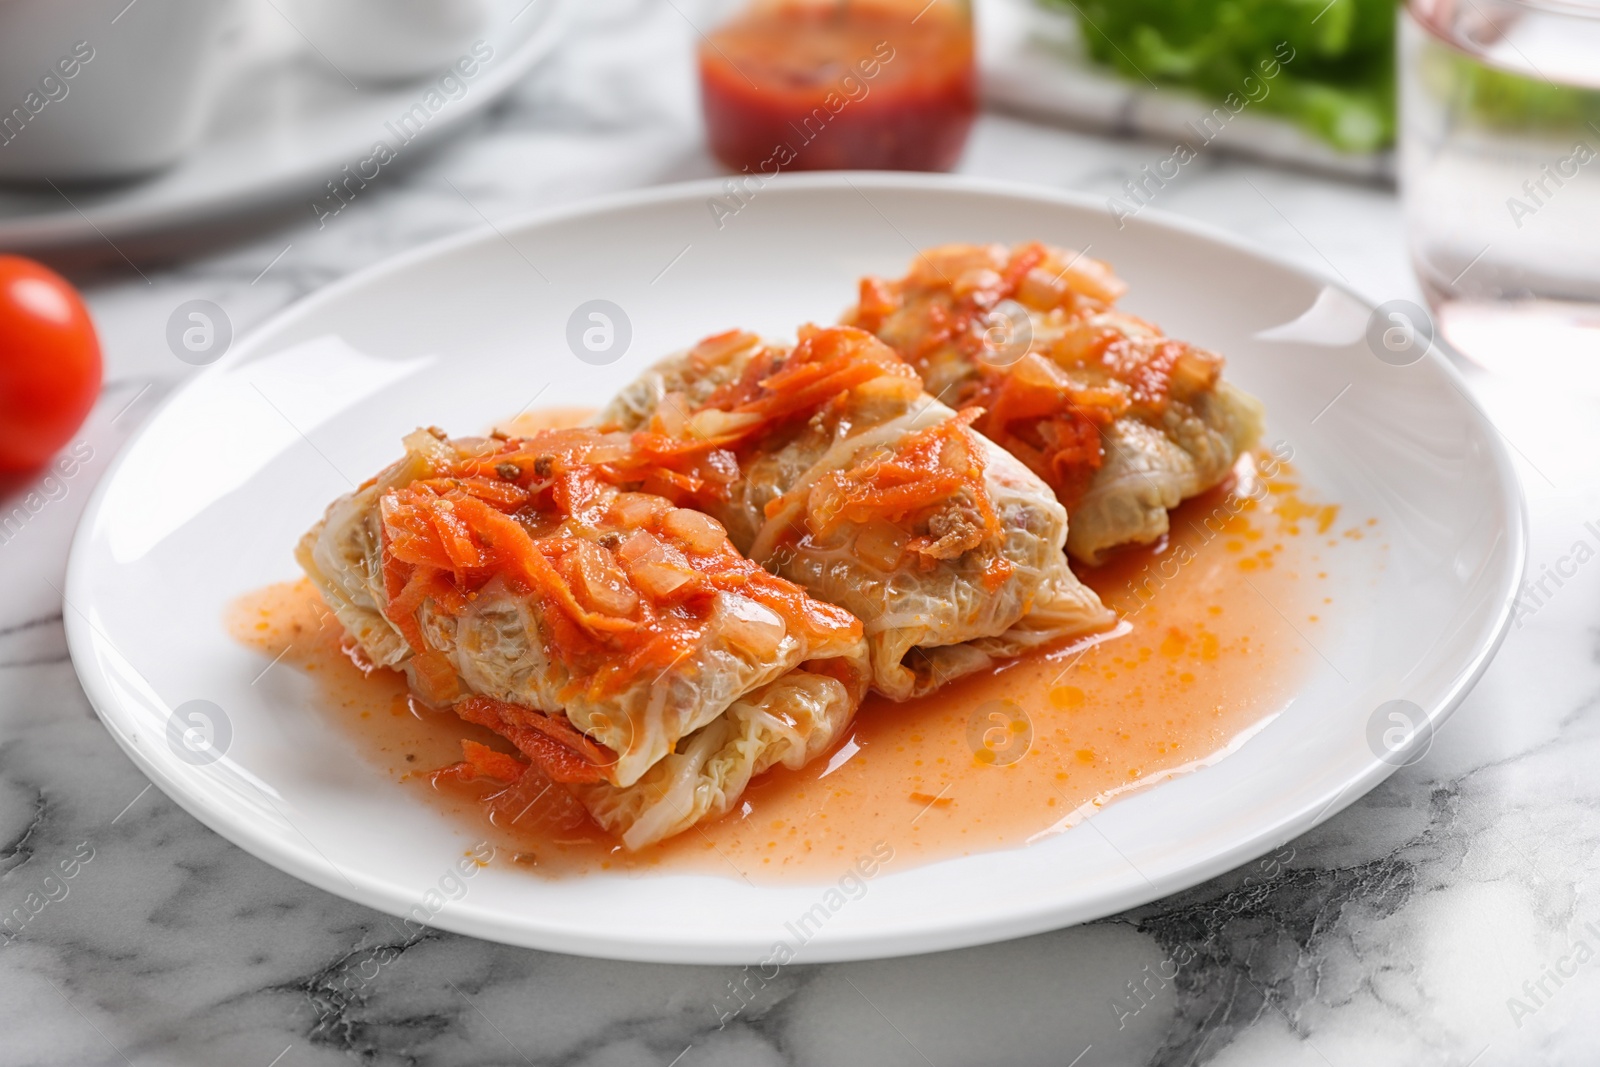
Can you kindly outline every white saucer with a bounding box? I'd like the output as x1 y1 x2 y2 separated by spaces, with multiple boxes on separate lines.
0 0 570 251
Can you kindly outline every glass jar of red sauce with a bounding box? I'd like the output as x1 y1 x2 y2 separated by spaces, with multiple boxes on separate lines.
699 0 976 174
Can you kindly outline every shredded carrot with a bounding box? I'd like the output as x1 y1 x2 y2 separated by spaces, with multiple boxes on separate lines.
383 565 464 651
960 355 1122 509
700 325 919 435
375 427 862 709
454 696 612 770
416 475 532 510
846 242 1229 508
357 423 873 813
853 276 898 333
451 697 606 784
410 650 461 705
443 738 529 783
998 241 1048 293
803 409 1002 566
630 325 1016 580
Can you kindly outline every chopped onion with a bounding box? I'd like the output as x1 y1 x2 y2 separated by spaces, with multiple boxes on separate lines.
854 520 908 571
690 329 762 365
1054 253 1127 305
910 244 1001 287
718 593 787 657
662 508 727 553
1169 345 1222 397
853 374 921 405
617 529 663 564
570 539 638 617
938 427 972 476
617 531 696 597
806 482 849 537
400 427 454 473
567 432 633 467
651 394 688 437
687 409 761 440
1013 351 1074 390
952 267 1003 302
1044 321 1111 370
612 492 669 529
632 559 694 599
1017 267 1068 310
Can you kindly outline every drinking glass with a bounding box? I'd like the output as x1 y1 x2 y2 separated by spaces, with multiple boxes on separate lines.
1400 0 1600 385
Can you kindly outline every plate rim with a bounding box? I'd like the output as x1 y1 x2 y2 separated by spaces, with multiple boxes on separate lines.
63 172 1528 962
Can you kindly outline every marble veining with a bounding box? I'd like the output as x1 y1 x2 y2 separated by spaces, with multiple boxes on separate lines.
2 1 1595 1064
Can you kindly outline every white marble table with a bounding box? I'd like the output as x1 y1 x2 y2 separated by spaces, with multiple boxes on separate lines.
3 2 1594 1064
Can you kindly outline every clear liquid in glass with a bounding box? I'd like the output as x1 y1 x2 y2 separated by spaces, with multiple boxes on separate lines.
1401 0 1600 387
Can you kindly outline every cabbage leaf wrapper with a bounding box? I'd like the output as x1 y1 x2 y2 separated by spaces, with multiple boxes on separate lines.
844 242 1265 564
596 325 1113 700
296 426 870 849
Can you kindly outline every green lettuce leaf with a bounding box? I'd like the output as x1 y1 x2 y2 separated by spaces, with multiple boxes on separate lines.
1043 0 1397 152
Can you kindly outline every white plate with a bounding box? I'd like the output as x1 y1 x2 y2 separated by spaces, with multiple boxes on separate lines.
64 174 1524 963
0 0 569 251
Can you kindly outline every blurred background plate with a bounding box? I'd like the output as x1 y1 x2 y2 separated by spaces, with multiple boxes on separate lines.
0 0 570 252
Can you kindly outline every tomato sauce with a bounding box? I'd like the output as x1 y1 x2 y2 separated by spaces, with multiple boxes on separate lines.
231 455 1363 882
699 0 976 173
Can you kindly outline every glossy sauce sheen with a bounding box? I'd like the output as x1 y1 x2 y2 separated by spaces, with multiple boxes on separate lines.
233 457 1357 881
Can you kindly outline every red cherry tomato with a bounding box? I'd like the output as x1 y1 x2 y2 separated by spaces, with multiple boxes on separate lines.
0 255 102 471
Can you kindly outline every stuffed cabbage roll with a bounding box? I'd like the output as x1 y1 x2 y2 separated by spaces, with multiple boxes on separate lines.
844 242 1266 564
594 325 1113 700
296 426 870 849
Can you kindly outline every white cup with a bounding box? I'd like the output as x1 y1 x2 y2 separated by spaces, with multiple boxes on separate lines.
0 0 241 182
288 0 494 84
